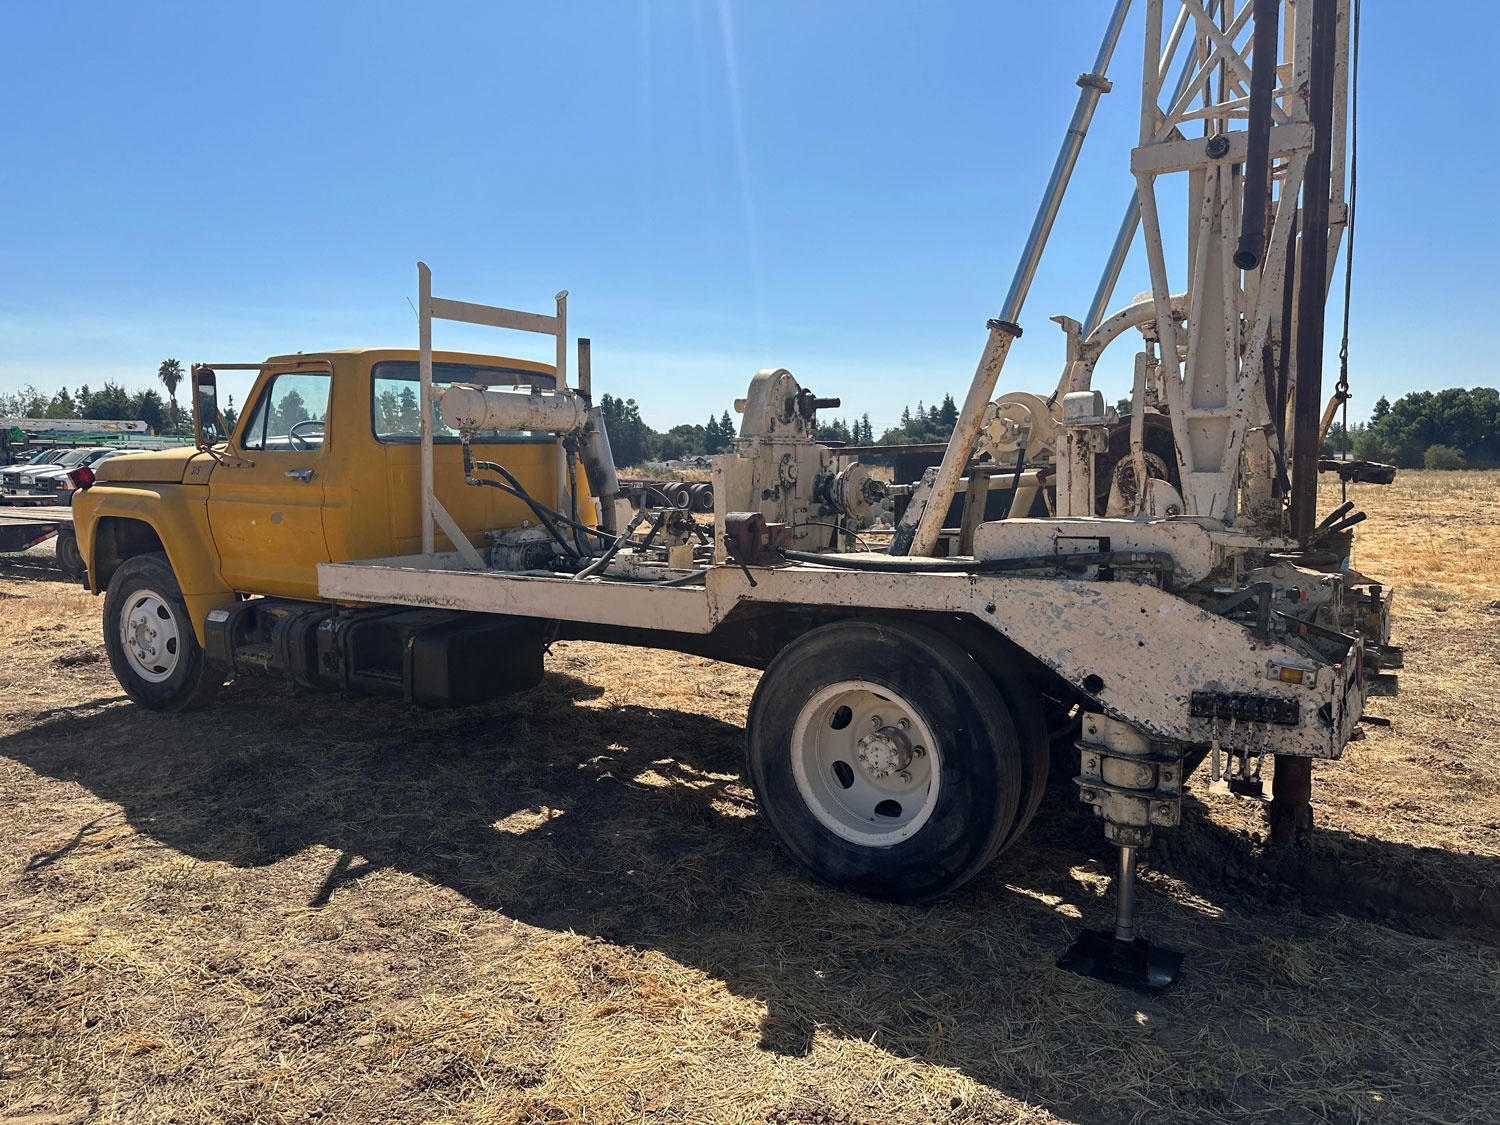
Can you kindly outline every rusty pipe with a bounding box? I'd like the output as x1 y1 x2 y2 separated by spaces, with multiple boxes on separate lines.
1290 0 1338 539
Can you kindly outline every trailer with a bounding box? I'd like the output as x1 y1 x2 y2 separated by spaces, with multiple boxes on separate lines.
73 0 1384 991
0 504 82 580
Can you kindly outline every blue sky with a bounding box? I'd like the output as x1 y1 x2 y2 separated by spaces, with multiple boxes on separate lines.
1 1 1493 432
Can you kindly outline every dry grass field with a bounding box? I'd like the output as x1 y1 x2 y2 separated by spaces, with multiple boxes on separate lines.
2 472 1498 1124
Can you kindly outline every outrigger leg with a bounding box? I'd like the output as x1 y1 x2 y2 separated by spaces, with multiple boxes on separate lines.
1058 713 1184 991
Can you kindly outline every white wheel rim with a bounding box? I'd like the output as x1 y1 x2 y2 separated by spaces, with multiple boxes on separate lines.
789 679 941 847
120 587 181 683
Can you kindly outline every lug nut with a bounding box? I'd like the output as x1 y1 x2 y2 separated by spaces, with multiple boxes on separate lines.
898 771 912 783
898 718 910 731
912 746 926 757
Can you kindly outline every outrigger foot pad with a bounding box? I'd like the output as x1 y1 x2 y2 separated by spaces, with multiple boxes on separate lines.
1057 843 1182 990
1058 930 1183 991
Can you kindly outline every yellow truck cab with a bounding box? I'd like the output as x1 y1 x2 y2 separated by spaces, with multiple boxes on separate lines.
73 348 586 710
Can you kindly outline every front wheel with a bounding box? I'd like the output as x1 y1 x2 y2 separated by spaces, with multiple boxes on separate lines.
102 553 223 712
746 618 1024 902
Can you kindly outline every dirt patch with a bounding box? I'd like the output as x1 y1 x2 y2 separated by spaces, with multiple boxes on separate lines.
1 474 1498 1123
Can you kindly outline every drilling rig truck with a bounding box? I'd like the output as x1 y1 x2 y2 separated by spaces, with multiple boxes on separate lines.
69 0 1389 987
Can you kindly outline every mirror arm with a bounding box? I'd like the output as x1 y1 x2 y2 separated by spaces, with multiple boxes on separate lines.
190 363 239 463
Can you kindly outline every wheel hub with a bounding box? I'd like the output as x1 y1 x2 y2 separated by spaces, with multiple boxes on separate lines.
118 589 181 683
128 613 158 660
788 680 941 846
856 721 918 778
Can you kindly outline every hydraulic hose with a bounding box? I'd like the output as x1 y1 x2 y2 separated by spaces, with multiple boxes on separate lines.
781 548 1171 576
572 505 652 581
463 447 582 560
466 474 580 561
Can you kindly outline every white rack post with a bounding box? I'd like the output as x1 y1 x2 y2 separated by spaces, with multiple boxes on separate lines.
415 262 572 567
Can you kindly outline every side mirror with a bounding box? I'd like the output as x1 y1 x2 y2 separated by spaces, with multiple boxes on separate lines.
191 365 227 449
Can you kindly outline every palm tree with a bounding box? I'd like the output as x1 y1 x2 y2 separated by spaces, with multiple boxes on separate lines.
158 359 183 432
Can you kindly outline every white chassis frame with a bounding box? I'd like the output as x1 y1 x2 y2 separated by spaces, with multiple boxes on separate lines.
320 548 1361 760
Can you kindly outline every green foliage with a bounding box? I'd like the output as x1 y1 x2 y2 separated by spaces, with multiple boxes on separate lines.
598 393 654 466
938 393 958 429
814 418 854 444
1355 387 1499 468
133 389 167 432
44 387 76 418
703 411 734 455
876 394 957 446
80 382 133 419
1423 443 1466 470
657 423 707 461
1321 419 1366 458
0 380 168 434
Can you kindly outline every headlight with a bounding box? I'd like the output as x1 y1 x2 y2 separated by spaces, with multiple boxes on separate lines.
19 475 33 485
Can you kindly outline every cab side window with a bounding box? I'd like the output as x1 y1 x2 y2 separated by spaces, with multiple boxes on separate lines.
239 373 332 451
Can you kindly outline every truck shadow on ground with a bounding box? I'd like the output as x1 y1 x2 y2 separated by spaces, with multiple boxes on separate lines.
0 553 70 584
3 673 1497 1121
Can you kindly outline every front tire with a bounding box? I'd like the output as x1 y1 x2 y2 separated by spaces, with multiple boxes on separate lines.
746 618 1024 902
103 553 222 712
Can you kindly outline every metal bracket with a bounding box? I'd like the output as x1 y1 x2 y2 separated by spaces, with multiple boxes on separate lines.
1075 713 1183 848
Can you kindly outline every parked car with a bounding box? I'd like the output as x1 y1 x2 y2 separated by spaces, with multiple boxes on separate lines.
7 447 106 496
0 448 65 491
21 448 135 499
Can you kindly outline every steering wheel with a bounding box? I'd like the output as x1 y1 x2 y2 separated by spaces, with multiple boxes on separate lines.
288 418 325 451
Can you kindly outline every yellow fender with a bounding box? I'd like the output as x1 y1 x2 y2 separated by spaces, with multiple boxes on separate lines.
74 483 234 642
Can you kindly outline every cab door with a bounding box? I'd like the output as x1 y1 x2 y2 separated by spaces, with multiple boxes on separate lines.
207 369 333 599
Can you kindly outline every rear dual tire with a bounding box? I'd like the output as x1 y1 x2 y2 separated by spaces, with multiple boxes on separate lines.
746 618 1043 902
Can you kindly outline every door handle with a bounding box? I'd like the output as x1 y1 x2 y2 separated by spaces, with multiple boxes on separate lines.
285 468 316 483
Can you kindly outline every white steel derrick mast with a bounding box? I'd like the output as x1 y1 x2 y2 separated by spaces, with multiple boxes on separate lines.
1129 0 1350 533
899 0 1352 553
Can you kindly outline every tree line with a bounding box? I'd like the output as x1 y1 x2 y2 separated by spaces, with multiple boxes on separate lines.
596 396 737 465
0 359 199 435
1331 388 1500 470
6 361 1493 471
598 393 961 467
1 381 174 432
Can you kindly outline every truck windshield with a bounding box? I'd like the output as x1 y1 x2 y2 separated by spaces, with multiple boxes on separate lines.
371 361 556 444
